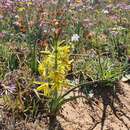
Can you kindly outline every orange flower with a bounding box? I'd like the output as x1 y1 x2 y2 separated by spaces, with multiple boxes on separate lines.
54 28 62 38
36 39 49 48
52 19 59 27
86 32 95 40
20 25 26 33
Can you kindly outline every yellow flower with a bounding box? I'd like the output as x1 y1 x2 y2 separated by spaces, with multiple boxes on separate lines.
38 62 46 78
37 83 50 96
75 0 81 3
49 71 65 82
27 1 32 5
17 7 25 12
36 42 72 97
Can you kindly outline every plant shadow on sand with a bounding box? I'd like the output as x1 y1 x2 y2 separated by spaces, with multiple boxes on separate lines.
81 81 130 130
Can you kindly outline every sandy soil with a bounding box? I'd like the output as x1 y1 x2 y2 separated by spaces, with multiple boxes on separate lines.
0 81 130 130
57 81 130 130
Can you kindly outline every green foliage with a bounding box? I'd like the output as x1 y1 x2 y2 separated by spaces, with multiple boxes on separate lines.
0 1 130 128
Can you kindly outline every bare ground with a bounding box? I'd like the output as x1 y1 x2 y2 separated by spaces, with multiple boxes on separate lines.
0 81 130 130
58 81 130 130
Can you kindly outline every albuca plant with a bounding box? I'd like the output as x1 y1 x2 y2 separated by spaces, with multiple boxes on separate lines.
37 42 72 97
35 40 78 130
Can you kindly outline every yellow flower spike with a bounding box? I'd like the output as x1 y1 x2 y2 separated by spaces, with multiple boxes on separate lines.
35 41 72 97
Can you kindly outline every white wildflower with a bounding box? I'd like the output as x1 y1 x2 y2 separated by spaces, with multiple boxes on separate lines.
102 9 109 14
121 74 130 82
44 30 47 33
88 90 94 98
15 15 19 19
71 34 80 42
88 93 94 98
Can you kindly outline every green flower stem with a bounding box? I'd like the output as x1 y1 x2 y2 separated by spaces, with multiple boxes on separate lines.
97 50 104 80
54 39 58 70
